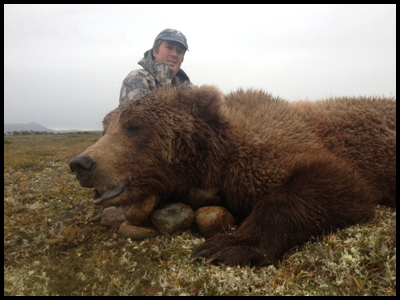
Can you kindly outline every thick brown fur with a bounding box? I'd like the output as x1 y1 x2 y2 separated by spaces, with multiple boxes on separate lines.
70 85 396 266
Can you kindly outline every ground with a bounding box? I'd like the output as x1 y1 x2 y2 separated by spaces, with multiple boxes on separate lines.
4 133 396 296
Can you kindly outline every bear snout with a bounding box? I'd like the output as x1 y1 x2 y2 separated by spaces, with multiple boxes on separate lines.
70 154 97 187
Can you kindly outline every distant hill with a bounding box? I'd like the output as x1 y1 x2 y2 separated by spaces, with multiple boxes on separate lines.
4 122 100 134
4 122 57 133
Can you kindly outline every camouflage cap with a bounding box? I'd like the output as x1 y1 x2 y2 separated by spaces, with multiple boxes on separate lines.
155 28 189 51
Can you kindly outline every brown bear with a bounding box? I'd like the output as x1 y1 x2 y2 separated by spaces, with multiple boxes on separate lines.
70 85 396 267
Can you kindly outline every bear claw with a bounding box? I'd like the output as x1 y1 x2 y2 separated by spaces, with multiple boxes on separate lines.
191 250 209 261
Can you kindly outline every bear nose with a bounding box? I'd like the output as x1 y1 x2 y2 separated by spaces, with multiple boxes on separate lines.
70 155 97 185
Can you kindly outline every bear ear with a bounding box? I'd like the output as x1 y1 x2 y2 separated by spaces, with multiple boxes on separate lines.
191 85 224 124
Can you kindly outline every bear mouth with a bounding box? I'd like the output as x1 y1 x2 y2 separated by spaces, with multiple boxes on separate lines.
93 179 130 205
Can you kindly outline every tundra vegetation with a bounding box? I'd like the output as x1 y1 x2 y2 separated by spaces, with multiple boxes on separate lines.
4 133 396 296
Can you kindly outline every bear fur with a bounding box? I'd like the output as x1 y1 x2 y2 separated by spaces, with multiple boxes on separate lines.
70 85 396 266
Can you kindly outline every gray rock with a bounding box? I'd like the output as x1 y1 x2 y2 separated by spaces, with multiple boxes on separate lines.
151 203 194 234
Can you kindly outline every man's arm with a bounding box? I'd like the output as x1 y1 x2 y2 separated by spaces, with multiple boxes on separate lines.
119 70 154 105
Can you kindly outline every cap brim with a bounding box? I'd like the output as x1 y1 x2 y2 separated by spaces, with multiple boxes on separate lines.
159 36 188 50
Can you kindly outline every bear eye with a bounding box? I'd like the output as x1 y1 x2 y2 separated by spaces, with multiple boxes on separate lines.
125 125 141 134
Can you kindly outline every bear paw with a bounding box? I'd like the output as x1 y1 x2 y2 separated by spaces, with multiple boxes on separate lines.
192 234 270 267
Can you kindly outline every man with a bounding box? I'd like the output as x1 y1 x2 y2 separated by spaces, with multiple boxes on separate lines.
97 29 218 232
119 28 194 105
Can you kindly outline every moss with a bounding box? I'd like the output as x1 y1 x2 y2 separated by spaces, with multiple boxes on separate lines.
4 134 396 296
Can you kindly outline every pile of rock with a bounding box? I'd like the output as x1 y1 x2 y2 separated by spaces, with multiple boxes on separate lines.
98 189 235 240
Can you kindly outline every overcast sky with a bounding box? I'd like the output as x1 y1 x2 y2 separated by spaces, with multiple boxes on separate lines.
4 4 396 130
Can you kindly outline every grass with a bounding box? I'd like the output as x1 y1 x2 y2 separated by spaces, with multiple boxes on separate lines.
4 133 396 296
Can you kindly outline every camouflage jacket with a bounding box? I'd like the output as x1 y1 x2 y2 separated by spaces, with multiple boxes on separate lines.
119 49 195 105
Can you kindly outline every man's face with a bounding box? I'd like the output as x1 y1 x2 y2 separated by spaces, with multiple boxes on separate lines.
153 41 186 77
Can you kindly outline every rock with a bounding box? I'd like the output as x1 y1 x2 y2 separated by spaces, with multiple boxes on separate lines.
100 206 127 229
123 195 159 226
194 206 235 238
151 203 194 234
187 188 221 209
119 221 160 240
